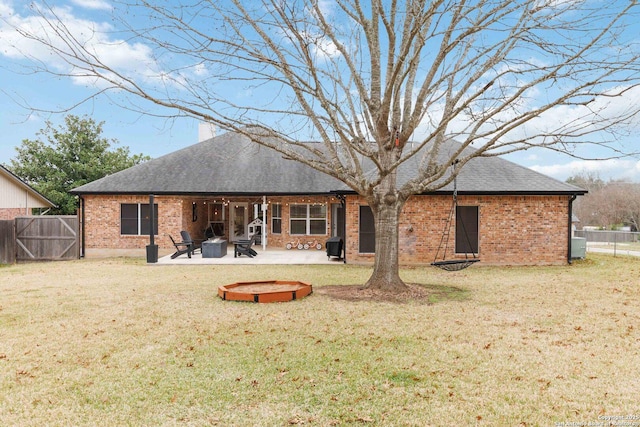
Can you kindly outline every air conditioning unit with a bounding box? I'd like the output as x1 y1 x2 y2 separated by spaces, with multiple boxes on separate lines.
571 237 586 259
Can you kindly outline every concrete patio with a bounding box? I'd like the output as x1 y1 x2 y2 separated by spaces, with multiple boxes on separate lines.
156 246 345 265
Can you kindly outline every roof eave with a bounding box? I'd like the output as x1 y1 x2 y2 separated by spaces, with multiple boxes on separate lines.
71 190 338 197
331 190 588 196
428 190 588 196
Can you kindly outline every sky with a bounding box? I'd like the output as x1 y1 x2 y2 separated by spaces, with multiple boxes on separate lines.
1 0 639 183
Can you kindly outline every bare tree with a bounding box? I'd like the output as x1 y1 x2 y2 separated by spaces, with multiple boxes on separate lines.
3 0 640 290
569 171 640 230
609 183 640 231
567 172 606 194
577 181 640 230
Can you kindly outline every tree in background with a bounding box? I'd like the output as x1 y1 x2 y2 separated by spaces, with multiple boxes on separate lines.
566 173 606 194
4 1 640 290
8 115 150 215
568 173 640 230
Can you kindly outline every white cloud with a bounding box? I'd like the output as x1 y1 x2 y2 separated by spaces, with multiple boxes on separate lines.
316 0 335 17
70 0 112 11
530 158 640 182
0 1 165 90
280 28 341 62
412 76 640 168
0 1 12 17
311 35 340 60
501 84 640 147
192 63 208 77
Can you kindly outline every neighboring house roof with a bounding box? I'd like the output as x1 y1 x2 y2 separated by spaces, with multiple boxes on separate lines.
71 131 586 196
0 164 56 209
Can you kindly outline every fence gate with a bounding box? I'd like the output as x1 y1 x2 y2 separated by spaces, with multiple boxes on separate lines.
15 216 79 261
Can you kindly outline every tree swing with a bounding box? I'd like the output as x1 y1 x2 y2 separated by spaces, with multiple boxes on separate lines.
431 161 480 271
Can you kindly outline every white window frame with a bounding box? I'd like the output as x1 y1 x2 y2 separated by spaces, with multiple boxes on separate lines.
271 203 282 234
289 203 327 235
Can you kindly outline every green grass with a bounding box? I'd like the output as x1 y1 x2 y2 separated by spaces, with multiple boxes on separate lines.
1 255 640 426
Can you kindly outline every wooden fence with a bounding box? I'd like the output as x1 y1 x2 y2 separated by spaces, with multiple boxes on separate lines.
0 216 79 263
0 220 15 264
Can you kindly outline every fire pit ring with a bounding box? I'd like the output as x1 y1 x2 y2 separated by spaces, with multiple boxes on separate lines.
218 280 313 303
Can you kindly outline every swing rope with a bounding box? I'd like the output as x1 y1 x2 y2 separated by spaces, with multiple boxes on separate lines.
431 162 480 271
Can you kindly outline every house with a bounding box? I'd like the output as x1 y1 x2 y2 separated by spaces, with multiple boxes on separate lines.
70 131 586 265
0 164 56 220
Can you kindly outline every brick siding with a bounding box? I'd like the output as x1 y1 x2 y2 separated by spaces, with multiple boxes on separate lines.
82 195 185 251
0 208 27 221
344 194 571 265
81 195 338 254
82 193 571 265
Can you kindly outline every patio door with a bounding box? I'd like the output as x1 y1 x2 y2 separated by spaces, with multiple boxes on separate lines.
331 203 345 239
231 203 249 241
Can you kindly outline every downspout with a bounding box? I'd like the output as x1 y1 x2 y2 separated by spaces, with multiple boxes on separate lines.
80 196 86 258
338 194 347 264
567 194 577 264
147 194 158 263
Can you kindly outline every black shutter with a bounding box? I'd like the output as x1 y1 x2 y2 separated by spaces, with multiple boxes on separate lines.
359 206 375 253
456 206 479 254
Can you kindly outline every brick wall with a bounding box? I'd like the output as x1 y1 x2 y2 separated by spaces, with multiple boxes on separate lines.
0 208 26 221
264 195 337 248
82 193 571 265
82 195 185 252
81 195 338 253
344 194 571 265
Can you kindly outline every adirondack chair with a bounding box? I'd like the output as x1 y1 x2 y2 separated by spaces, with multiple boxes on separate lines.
234 234 259 258
180 230 202 254
169 233 194 259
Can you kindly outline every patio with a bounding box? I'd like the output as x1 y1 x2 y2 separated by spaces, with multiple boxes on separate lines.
156 246 343 265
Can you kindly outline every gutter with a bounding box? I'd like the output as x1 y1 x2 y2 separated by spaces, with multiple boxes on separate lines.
568 194 578 264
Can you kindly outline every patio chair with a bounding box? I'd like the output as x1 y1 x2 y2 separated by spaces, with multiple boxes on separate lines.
169 233 195 259
234 234 259 258
180 230 202 255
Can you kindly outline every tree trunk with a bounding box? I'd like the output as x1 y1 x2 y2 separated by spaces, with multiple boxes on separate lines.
364 188 408 291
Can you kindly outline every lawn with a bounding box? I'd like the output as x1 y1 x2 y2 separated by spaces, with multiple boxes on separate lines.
589 241 640 252
1 255 639 426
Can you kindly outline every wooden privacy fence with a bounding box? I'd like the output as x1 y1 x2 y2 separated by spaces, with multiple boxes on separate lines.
0 220 15 264
0 216 79 263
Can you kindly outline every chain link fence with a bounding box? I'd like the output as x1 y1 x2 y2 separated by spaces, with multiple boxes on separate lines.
574 229 640 256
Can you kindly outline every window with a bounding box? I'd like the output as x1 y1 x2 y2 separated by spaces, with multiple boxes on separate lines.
120 203 158 236
271 203 282 234
359 206 375 253
309 204 326 234
456 206 479 254
289 204 326 235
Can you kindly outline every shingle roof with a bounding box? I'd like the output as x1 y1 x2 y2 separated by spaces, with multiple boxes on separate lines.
70 131 586 196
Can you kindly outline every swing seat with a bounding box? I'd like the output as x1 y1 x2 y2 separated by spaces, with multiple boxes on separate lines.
431 160 481 272
431 258 480 271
